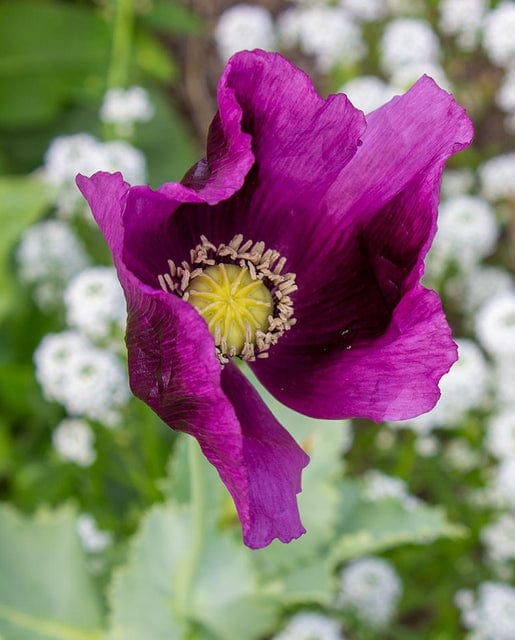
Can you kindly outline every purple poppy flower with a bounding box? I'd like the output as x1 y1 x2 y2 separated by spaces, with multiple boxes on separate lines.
77 50 473 549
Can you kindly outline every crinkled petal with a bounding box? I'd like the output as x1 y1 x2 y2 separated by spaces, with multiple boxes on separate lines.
253 285 457 422
77 171 308 549
76 172 129 269
163 49 366 267
325 75 473 222
125 289 308 549
221 363 309 549
164 80 254 205
252 79 472 421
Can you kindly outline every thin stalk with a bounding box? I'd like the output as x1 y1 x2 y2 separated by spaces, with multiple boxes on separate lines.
107 0 134 91
178 437 205 626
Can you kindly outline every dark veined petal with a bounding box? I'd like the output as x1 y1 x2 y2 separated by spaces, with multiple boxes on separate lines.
253 285 457 422
77 171 309 549
162 49 366 267
163 75 254 205
252 76 473 421
125 288 308 549
221 363 309 549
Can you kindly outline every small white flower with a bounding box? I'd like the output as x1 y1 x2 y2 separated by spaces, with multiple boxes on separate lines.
77 514 113 553
478 153 515 201
380 18 440 75
42 134 146 219
441 168 475 199
486 411 515 460
444 438 481 472
339 76 396 113
491 459 515 509
35 331 93 402
273 612 344 640
100 86 154 133
362 470 420 509
448 266 514 316
278 7 366 72
439 0 486 51
52 418 96 467
476 292 515 359
43 133 104 188
34 331 130 422
414 434 440 457
16 220 90 310
458 581 515 640
430 195 499 272
493 359 515 410
497 69 515 113
64 347 130 421
338 556 402 628
339 0 387 22
390 62 452 92
215 4 275 61
481 514 515 565
483 2 515 68
65 266 126 344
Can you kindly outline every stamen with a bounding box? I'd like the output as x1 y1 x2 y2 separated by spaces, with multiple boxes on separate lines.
157 234 297 364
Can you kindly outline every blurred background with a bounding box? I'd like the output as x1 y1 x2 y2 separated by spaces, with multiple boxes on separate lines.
1 1 515 639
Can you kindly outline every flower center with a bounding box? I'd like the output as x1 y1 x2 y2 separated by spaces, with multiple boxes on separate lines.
186 263 273 357
157 234 297 364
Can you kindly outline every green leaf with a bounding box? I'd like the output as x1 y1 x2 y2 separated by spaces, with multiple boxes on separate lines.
107 502 278 640
331 484 467 564
0 1 110 126
0 176 52 319
0 505 104 640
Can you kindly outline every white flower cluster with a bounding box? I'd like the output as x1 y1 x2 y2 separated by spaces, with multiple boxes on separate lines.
339 76 396 114
486 412 515 461
429 195 498 275
482 2 515 69
215 4 276 61
380 18 448 90
339 0 387 22
278 6 366 72
362 470 420 509
273 612 344 640
447 266 514 317
64 266 126 346
100 86 154 136
42 133 146 219
481 513 515 565
478 153 515 202
337 556 402 628
35 331 130 424
440 168 475 199
16 219 90 310
444 438 481 472
439 0 487 51
76 513 113 553
457 582 515 640
475 288 515 416
52 418 96 467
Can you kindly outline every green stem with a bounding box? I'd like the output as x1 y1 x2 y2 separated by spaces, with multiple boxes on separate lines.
179 437 205 626
107 0 134 91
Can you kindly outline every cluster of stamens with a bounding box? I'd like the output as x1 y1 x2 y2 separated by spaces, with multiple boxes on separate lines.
158 234 297 364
